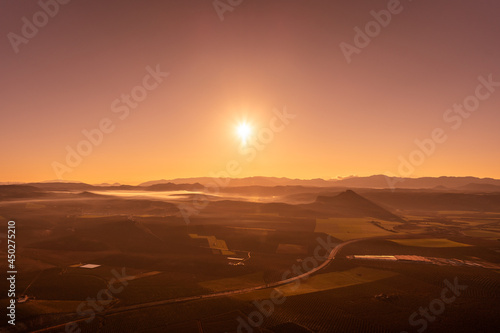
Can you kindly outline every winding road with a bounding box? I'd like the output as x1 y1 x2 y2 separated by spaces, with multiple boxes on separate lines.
31 237 361 332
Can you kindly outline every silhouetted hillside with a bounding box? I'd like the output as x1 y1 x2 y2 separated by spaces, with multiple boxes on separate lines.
26 182 96 191
304 190 403 221
457 183 500 193
76 191 105 198
145 182 204 191
0 185 45 199
363 191 500 212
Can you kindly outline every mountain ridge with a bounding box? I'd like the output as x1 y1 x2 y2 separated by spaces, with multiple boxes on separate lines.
7 175 500 190
304 189 403 221
138 175 500 189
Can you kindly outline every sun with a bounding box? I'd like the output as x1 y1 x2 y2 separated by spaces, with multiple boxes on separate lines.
237 122 252 145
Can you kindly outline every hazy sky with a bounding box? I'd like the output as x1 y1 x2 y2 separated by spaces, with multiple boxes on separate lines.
1 0 499 184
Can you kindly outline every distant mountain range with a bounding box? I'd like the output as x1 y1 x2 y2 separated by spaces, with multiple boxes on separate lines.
2 175 500 192
138 176 333 187
138 175 500 191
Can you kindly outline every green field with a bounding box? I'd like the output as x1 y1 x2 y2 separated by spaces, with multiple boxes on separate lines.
189 233 236 255
199 272 265 292
388 238 471 248
276 243 308 254
463 229 500 239
235 266 397 300
315 218 398 241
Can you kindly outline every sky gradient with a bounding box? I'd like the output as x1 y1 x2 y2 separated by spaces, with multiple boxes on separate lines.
1 0 499 184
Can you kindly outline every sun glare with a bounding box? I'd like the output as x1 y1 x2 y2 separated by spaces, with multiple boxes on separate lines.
237 122 252 145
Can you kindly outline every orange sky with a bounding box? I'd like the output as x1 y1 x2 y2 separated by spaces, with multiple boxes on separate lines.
1 0 499 184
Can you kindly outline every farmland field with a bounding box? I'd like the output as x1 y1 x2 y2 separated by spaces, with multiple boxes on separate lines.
387 238 472 248
315 217 400 240
1 184 499 332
